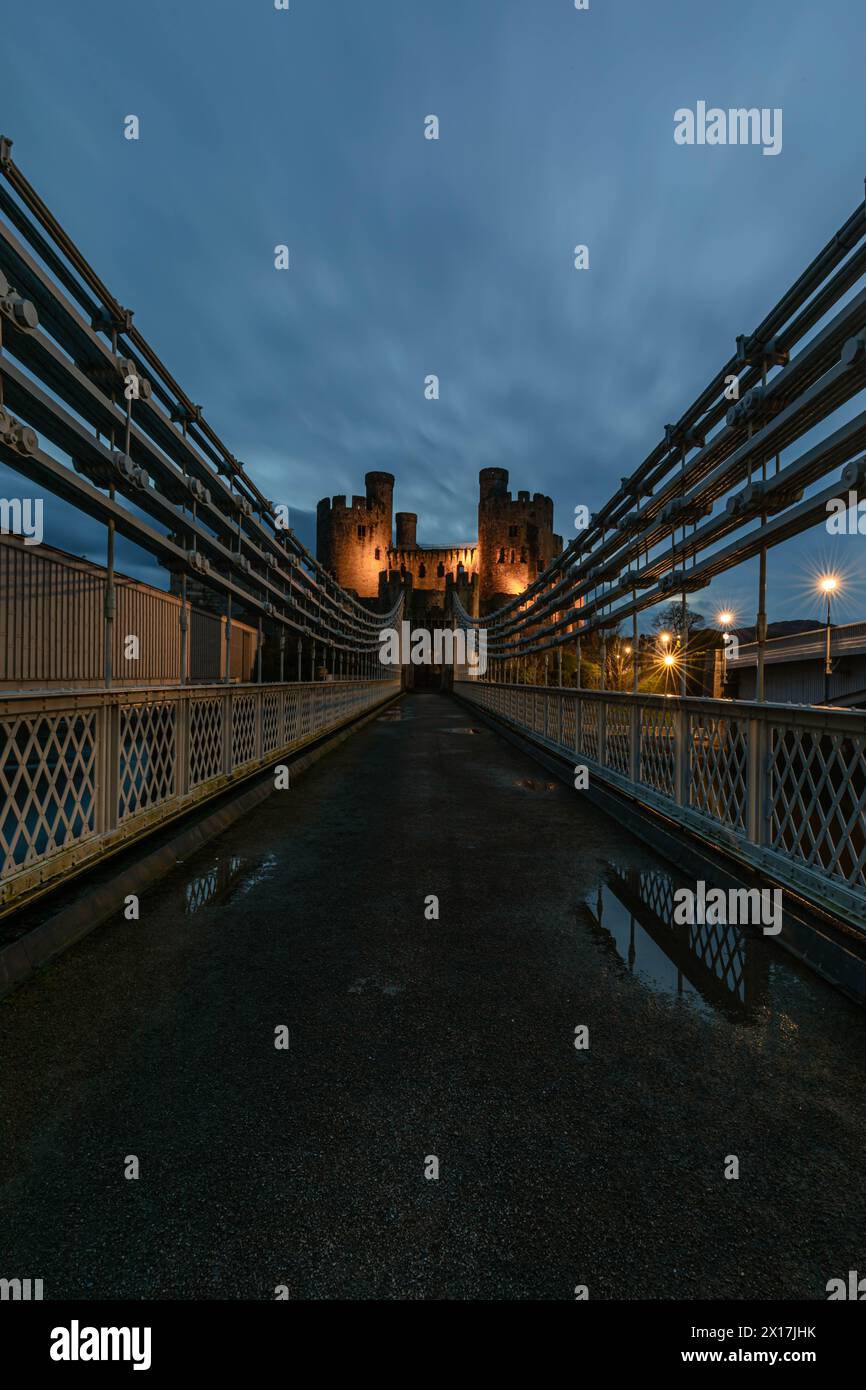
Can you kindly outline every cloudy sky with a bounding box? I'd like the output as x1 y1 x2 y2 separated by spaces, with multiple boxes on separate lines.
2 0 865 627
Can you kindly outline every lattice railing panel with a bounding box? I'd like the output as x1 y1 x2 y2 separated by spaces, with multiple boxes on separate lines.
299 690 315 741
640 705 676 798
689 713 748 833
532 692 545 735
261 692 280 755
284 690 300 744
579 699 599 761
232 695 257 767
189 696 224 788
119 701 177 821
770 726 866 888
562 696 576 751
605 702 630 775
0 710 98 873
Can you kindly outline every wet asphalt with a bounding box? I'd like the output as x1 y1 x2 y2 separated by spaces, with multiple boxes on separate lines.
0 691 865 1300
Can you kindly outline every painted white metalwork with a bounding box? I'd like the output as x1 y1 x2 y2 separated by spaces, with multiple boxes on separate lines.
0 677 399 912
455 681 866 932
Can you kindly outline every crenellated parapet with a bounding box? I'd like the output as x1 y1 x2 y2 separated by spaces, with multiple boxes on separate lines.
316 467 559 615
477 468 561 612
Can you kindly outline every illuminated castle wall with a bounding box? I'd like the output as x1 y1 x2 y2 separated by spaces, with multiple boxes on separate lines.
316 468 562 615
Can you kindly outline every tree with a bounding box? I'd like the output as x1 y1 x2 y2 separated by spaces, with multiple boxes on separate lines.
652 602 705 637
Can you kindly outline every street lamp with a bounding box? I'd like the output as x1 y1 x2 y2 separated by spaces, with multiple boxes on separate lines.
819 575 839 702
717 611 734 692
661 649 677 693
622 643 632 692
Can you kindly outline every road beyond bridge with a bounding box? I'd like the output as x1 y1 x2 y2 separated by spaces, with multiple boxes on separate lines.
0 693 863 1300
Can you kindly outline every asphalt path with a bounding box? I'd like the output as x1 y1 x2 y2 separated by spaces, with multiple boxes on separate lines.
1 692 864 1299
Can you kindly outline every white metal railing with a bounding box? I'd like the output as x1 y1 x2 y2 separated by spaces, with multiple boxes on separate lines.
455 681 866 931
0 677 399 911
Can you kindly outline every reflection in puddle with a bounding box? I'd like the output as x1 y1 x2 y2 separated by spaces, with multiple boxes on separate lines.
583 863 769 1022
183 853 278 915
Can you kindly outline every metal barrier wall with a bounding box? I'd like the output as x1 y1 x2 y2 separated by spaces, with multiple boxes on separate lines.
0 677 399 913
455 681 866 932
0 535 258 686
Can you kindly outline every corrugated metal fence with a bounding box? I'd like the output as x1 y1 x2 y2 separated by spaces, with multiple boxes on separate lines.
0 535 256 686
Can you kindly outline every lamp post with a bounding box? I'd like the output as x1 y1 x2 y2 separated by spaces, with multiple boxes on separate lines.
819 576 839 703
717 611 733 693
662 650 677 695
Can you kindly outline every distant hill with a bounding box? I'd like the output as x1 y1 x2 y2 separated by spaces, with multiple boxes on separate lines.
733 620 821 641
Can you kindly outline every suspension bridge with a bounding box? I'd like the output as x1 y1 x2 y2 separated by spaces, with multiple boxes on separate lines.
1 143 866 1300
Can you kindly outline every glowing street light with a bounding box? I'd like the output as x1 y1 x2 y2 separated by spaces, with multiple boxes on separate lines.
717 611 734 693
818 575 841 701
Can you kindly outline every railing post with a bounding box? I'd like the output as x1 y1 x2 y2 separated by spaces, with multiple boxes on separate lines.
223 687 233 775
629 698 640 783
100 697 120 835
598 695 608 768
674 702 690 807
746 714 768 845
176 689 189 799
94 700 110 834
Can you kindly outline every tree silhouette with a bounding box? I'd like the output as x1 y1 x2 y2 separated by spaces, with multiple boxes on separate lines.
651 602 705 637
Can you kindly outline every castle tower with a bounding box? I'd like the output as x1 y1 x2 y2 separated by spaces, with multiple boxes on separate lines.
395 512 417 548
477 468 562 613
316 470 394 598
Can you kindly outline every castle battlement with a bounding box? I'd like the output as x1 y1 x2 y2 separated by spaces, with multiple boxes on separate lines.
316 468 560 613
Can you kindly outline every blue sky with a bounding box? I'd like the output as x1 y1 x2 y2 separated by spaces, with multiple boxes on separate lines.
2 0 865 629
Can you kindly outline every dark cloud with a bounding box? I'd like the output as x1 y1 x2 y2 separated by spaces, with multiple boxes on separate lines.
2 0 863 627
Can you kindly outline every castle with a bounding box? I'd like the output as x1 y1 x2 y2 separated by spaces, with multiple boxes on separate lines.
316 468 563 618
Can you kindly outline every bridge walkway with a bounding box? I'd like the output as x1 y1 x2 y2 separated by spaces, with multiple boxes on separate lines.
1 692 864 1299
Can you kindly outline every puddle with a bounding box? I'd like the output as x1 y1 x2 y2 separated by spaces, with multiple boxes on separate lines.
515 777 558 793
182 853 278 915
581 862 769 1022
377 710 404 722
